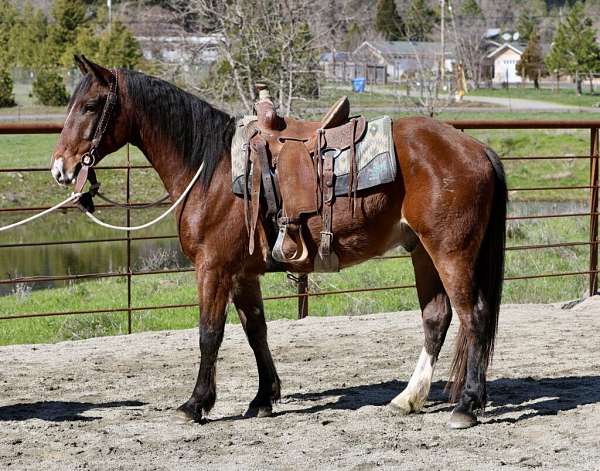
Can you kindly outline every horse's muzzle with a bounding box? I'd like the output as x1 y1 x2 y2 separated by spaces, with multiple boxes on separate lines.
51 156 77 186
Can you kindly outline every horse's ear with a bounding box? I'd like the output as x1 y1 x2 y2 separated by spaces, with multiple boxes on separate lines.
80 55 113 85
74 55 87 75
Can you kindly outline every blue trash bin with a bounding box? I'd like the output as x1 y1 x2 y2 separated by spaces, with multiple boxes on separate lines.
352 77 366 93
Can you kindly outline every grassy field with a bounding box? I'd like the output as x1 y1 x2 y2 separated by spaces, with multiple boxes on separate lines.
468 86 600 108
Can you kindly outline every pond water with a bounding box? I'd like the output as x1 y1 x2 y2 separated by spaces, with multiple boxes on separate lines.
0 207 190 296
0 199 591 296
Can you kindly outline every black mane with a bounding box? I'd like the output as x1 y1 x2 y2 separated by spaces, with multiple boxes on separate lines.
123 69 235 187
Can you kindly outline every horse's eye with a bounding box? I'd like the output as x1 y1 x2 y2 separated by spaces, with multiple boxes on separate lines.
83 102 97 112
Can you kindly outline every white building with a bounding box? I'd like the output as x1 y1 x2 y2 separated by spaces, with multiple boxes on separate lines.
486 43 525 84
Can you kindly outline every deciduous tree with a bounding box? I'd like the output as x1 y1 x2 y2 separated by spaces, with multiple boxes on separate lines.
191 0 321 114
451 0 487 88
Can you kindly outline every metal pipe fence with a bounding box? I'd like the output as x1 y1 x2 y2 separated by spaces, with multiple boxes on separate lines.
0 120 598 329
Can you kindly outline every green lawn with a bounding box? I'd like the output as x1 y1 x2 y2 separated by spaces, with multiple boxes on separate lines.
468 86 600 108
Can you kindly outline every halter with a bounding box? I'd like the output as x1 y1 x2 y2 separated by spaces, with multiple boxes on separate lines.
73 69 119 212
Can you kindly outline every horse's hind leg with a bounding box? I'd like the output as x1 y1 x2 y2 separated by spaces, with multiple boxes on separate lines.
435 255 492 429
390 243 452 414
232 275 281 418
176 267 231 423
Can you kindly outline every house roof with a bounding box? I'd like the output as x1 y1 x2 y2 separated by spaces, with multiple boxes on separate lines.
354 41 452 58
486 41 551 59
486 42 526 59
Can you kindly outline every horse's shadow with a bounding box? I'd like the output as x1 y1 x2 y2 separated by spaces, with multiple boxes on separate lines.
0 400 146 422
279 375 600 424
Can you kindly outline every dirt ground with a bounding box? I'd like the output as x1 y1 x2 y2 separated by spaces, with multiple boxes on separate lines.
1 297 599 471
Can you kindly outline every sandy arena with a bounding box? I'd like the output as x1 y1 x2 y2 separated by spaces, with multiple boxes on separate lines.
1 298 599 470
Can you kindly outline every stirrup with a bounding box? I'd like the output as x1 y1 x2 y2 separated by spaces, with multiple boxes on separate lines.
314 231 339 272
272 222 309 264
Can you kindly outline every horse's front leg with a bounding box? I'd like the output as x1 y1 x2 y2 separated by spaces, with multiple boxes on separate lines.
232 274 281 418
176 265 231 423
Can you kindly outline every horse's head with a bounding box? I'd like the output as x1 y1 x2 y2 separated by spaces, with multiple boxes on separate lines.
51 55 129 186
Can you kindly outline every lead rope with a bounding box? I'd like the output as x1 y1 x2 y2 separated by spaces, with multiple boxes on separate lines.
0 162 204 233
0 193 81 232
78 161 204 231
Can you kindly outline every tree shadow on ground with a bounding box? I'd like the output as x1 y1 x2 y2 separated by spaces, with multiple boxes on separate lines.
276 375 600 424
0 400 146 422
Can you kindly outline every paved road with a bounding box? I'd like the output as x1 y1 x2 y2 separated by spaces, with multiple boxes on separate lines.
0 113 64 123
327 85 599 113
461 94 598 112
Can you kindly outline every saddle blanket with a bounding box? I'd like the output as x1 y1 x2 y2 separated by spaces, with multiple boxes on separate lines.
231 116 397 197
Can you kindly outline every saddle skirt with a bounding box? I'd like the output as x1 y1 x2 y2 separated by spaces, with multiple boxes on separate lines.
231 115 397 197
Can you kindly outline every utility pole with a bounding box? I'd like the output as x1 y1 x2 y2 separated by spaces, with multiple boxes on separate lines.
107 0 112 34
440 0 445 82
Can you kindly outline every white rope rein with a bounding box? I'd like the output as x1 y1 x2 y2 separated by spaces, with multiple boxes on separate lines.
0 193 81 232
0 162 204 233
80 161 205 231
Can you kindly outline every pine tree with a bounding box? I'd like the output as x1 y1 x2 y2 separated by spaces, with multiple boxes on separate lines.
405 0 437 42
11 2 49 69
375 0 405 41
0 0 19 68
97 21 143 69
545 21 569 93
459 0 482 18
0 65 16 107
546 2 600 95
516 30 545 88
516 1 546 42
47 0 88 67
516 12 537 42
32 69 69 106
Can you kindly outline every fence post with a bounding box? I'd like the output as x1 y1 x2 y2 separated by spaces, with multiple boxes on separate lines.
126 144 133 333
590 127 599 296
297 274 309 319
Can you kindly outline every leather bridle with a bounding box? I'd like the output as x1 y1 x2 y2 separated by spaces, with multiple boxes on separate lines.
73 69 119 212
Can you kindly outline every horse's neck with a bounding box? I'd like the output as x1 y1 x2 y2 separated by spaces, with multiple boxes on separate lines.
133 123 195 200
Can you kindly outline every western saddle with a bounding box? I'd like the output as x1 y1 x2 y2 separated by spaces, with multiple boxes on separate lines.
243 85 366 272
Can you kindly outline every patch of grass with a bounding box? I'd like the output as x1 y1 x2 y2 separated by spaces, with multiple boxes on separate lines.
468 86 600 108
0 214 591 346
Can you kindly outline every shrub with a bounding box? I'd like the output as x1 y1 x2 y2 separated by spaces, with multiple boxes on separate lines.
0 67 16 108
32 69 69 106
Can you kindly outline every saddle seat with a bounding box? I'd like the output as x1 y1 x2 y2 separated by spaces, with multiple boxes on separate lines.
245 89 367 272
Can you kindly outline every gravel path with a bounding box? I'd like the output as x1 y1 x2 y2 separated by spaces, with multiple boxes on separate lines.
1 297 599 470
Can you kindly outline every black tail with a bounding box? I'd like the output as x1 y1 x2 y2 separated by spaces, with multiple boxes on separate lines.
449 148 507 402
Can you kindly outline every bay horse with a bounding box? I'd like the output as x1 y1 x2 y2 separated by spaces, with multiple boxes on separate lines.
51 57 506 429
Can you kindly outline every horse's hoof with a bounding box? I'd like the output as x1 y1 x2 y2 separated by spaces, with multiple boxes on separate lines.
244 406 273 418
389 398 413 415
448 407 478 429
174 403 201 423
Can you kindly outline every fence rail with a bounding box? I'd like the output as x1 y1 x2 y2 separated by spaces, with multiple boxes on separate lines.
1 120 599 329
